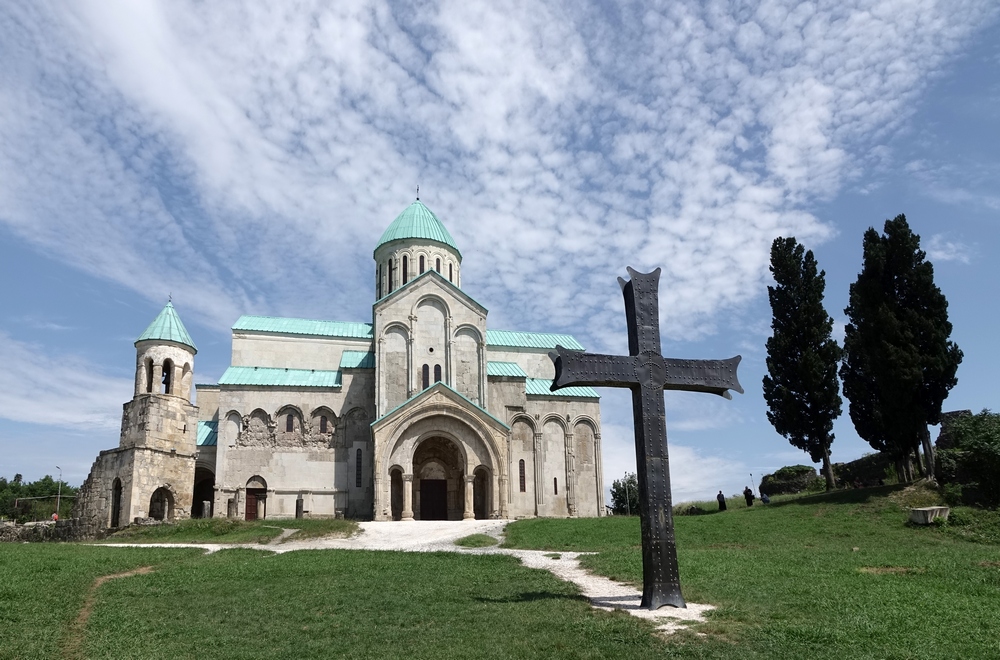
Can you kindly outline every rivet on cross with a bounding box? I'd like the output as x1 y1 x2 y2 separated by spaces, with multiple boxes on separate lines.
549 267 743 609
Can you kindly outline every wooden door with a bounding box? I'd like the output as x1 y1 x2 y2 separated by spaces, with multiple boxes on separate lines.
245 492 258 521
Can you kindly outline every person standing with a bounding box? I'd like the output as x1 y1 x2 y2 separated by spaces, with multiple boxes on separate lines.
743 486 755 507
717 490 727 511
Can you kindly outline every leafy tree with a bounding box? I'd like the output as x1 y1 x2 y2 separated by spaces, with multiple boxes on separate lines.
763 237 842 490
936 410 1000 508
840 215 962 478
609 472 640 515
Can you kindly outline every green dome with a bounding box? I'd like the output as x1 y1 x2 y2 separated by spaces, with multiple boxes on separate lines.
135 302 197 353
375 201 461 257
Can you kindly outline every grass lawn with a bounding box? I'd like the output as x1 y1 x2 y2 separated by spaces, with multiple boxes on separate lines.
506 485 1000 658
1 545 666 659
97 517 358 545
5 486 999 658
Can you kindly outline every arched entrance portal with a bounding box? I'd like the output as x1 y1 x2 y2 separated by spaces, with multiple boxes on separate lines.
245 476 267 521
192 468 215 518
149 487 174 521
413 437 463 520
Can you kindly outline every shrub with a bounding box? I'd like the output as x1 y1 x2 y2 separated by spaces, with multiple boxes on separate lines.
936 410 1000 509
760 465 823 496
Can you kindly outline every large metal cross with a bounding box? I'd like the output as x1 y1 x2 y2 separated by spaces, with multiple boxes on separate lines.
550 267 743 609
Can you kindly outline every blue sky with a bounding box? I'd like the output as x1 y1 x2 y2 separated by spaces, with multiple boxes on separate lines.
1 1 997 503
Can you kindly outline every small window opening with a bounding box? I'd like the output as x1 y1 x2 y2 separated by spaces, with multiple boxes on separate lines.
320 416 328 434
448 263 453 282
436 258 441 273
377 265 382 298
422 364 430 389
419 255 425 273
388 259 394 293
356 449 363 488
402 256 409 284
554 478 558 495
519 460 526 492
286 414 294 433
161 359 173 395
144 357 153 393
434 364 442 383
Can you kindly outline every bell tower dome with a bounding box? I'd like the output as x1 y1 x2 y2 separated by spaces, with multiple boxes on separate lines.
373 198 462 299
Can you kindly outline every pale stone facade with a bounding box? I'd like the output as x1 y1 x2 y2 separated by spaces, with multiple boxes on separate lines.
76 200 605 527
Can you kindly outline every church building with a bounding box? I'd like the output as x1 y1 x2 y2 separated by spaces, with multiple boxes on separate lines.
75 200 605 526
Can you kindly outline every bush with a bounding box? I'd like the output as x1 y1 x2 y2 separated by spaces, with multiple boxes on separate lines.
760 465 823 496
936 410 1000 509
832 453 893 487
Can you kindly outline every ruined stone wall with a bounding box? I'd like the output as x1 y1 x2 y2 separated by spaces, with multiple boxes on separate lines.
0 519 106 543
120 394 199 454
73 448 136 529
127 447 196 521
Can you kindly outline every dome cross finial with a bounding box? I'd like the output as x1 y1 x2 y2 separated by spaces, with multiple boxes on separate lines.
416 184 419 201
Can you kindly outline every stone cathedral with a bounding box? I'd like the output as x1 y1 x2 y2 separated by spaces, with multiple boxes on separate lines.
75 200 605 527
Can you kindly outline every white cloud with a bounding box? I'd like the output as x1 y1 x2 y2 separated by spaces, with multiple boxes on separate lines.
927 234 974 264
0 333 132 431
0 0 995 346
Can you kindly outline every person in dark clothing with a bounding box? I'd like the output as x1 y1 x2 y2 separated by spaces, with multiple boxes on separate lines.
717 490 727 511
743 486 755 507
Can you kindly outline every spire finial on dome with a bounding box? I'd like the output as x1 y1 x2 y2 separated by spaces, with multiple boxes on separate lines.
416 184 419 201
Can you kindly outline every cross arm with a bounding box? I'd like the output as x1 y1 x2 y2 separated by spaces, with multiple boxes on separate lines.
662 356 744 399
549 346 636 390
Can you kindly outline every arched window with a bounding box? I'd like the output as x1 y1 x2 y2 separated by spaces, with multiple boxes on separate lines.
286 414 294 433
434 364 442 383
144 357 154 393
388 259 394 293
422 364 430 389
419 255 425 273
161 359 173 395
448 263 453 282
320 416 328 433
402 256 409 284
553 478 558 495
377 265 382 298
356 449 363 487
436 258 441 273
519 460 526 492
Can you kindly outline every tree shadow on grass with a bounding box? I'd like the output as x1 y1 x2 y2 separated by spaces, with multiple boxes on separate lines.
769 484 907 508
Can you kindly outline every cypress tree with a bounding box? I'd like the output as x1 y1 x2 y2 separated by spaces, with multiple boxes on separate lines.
840 215 962 477
763 237 842 490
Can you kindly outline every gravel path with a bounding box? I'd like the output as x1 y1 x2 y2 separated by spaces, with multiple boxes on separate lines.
100 520 713 634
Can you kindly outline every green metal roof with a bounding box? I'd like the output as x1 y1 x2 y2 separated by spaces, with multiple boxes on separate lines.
218 366 343 388
197 421 218 447
487 361 528 378
341 350 375 369
375 200 461 257
525 378 599 399
136 302 197 352
233 315 373 339
486 329 585 351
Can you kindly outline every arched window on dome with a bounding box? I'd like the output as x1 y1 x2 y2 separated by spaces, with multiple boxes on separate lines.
448 263 453 282
402 256 409 284
434 364 442 383
436 258 441 273
419 255 425 274
422 364 430 389
377 265 382 298
388 259 395 293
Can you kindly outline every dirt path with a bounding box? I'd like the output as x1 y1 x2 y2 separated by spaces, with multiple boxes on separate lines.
97 520 713 633
62 566 154 660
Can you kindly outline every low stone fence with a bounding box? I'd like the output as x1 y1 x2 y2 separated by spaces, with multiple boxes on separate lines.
0 519 106 543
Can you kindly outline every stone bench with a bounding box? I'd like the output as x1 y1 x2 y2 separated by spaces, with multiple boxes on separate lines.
909 507 950 525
